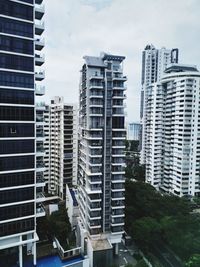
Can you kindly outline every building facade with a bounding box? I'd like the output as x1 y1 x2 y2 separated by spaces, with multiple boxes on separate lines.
48 97 78 199
127 122 140 141
140 44 178 164
145 64 200 196
78 53 126 267
0 0 45 266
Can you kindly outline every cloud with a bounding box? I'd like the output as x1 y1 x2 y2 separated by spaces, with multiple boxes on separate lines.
43 0 200 121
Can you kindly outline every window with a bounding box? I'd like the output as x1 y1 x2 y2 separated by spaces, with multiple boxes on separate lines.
0 218 34 237
0 140 34 154
0 53 34 72
0 71 34 88
0 17 33 38
0 171 34 187
0 89 34 105
0 35 33 55
0 123 34 137
0 155 34 171
0 106 34 121
0 0 33 21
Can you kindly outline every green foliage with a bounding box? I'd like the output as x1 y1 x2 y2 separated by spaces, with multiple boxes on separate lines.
185 254 200 267
47 204 72 249
135 259 148 267
125 180 199 262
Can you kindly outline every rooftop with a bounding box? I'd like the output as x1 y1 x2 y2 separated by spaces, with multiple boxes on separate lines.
165 63 198 73
91 238 112 251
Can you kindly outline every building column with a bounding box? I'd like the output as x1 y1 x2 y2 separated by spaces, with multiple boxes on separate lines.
19 245 23 267
33 242 36 266
114 243 119 255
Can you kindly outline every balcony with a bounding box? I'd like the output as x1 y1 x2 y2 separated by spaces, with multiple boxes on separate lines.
89 74 104 80
36 173 45 187
35 38 45 51
36 192 45 202
35 85 45 95
35 0 43 4
36 161 45 171
35 5 45 20
36 145 45 157
36 205 46 217
35 21 45 35
113 74 127 81
36 101 45 111
35 53 45 66
35 71 45 81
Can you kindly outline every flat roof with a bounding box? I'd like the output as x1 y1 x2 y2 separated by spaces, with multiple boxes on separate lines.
91 238 112 251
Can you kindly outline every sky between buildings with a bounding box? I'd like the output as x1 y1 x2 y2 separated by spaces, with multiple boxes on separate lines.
43 0 200 122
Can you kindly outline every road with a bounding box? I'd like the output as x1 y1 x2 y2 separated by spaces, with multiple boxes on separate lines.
113 242 137 267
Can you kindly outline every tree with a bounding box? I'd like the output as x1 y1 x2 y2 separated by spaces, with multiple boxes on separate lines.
132 217 161 249
48 204 71 248
185 254 200 267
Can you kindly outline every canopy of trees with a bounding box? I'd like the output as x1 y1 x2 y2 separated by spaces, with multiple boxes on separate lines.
125 181 200 264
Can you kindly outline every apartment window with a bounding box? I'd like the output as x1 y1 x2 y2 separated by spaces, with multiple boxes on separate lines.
0 17 33 38
0 218 34 237
0 140 34 154
0 53 34 72
0 187 34 204
0 35 33 55
0 155 34 171
0 123 34 138
0 106 34 121
0 0 33 21
0 89 34 105
0 71 34 88
0 203 34 221
0 171 34 187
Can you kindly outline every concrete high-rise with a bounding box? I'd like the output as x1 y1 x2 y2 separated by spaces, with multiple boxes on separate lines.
0 0 45 266
47 97 78 199
140 44 178 164
145 64 200 197
77 53 126 267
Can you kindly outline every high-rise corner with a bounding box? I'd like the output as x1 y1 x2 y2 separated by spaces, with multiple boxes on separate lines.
0 0 45 266
77 53 127 267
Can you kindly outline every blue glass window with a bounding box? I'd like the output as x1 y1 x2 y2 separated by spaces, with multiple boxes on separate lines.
0 35 33 55
0 89 34 104
0 71 34 88
0 17 33 38
0 53 34 72
0 0 33 21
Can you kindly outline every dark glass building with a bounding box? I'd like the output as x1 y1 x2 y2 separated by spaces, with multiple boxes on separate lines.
0 1 45 266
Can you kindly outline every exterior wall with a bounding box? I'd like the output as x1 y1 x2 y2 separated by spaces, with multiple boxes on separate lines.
145 65 200 197
127 123 140 140
140 45 178 164
78 53 126 263
0 0 45 265
47 97 78 199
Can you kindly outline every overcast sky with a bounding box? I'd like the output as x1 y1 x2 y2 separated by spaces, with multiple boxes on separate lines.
43 0 200 122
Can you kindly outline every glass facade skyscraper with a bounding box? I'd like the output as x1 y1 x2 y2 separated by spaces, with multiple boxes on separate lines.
0 1 45 266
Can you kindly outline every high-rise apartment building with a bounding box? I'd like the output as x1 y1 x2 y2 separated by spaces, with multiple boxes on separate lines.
127 122 140 141
140 44 178 164
48 97 78 199
0 0 45 266
145 64 200 197
78 53 126 267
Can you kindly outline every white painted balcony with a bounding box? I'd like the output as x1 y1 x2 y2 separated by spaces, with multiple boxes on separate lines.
36 192 45 202
36 206 45 217
35 71 45 81
35 53 45 66
35 21 45 35
35 38 45 51
35 5 45 20
35 85 45 96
